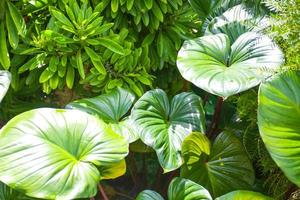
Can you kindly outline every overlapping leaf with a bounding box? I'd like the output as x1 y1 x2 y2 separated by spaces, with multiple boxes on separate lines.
258 70 300 187
131 89 205 172
181 132 254 197
177 32 283 97
67 88 138 143
0 108 128 199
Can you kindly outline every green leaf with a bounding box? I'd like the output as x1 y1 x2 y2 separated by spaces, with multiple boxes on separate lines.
0 181 37 200
181 132 254 197
131 89 205 172
87 38 125 55
6 1 26 37
67 88 138 143
76 50 85 79
84 46 106 74
144 0 153 9
177 32 284 98
49 6 74 28
18 53 47 73
0 71 11 102
168 177 213 200
0 22 10 69
258 70 300 187
111 0 119 12
6 11 19 49
136 190 164 200
39 68 55 83
98 159 126 180
216 190 273 200
66 65 75 89
203 5 266 41
0 108 128 199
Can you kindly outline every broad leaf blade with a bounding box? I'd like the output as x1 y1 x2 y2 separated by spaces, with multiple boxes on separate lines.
67 88 138 143
0 108 128 199
258 70 300 187
168 177 213 200
131 89 205 172
181 132 255 197
177 32 283 98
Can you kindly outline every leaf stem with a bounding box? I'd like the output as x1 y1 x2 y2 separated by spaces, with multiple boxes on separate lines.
98 183 109 200
207 96 224 139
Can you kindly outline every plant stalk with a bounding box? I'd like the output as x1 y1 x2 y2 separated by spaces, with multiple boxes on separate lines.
98 183 109 200
207 96 224 139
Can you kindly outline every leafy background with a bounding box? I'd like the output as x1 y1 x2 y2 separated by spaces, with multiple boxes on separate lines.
0 0 299 200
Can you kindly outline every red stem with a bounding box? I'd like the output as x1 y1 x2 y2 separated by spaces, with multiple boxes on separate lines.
98 183 109 200
207 96 224 139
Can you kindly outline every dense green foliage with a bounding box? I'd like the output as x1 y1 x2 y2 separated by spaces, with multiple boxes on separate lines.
0 0 299 200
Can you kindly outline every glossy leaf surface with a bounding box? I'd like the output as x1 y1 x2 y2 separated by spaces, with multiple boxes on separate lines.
181 132 254 197
177 32 283 97
131 89 205 172
258 70 300 187
0 108 128 199
67 88 138 143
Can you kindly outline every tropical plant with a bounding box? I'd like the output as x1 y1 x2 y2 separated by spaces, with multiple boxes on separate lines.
136 177 271 200
0 0 298 199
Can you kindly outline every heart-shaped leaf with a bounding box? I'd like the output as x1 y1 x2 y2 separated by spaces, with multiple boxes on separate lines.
131 89 205 172
0 71 11 102
0 108 128 199
177 32 283 98
215 190 272 200
181 132 254 197
258 70 300 187
67 87 138 143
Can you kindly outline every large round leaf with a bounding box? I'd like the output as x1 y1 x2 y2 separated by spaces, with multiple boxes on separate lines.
0 71 11 102
215 190 272 200
258 70 300 187
168 177 212 200
67 87 138 143
0 108 128 199
131 89 205 172
181 132 254 197
177 32 283 98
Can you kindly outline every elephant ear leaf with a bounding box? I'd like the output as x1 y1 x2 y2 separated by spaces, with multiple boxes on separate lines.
181 132 254 198
0 71 11 102
168 177 213 200
67 87 138 143
131 89 206 172
136 190 164 200
177 32 283 98
258 70 300 187
0 108 128 200
215 190 273 200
